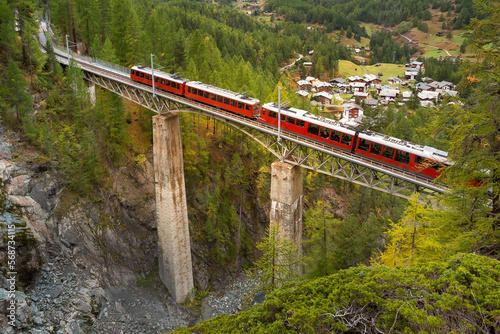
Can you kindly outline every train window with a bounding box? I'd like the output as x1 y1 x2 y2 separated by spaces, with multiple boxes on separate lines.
231 100 237 108
357 139 370 152
330 131 341 143
210 94 216 101
176 83 180 89
224 97 230 105
370 142 382 156
198 90 203 97
187 87 191 93
296 120 305 128
431 163 442 170
307 123 320 136
238 102 244 109
320 127 330 139
246 105 252 111
341 134 352 146
217 96 223 103
394 150 410 164
281 114 286 122
286 116 296 125
382 146 395 160
146 75 150 80
268 109 277 119
204 91 210 99
131 70 135 75
160 79 165 85
140 72 144 78
166 80 171 87
155 77 159 83
415 156 425 165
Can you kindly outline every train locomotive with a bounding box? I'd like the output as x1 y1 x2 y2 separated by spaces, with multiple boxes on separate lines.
130 65 450 180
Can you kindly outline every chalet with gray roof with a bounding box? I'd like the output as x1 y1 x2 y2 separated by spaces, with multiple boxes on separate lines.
297 80 312 91
418 91 441 107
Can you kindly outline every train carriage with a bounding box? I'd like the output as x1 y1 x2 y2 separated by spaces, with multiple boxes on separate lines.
354 131 449 179
261 102 357 151
130 66 189 95
262 103 449 179
184 81 261 119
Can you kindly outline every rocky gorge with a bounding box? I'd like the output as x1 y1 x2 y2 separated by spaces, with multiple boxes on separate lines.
0 124 260 333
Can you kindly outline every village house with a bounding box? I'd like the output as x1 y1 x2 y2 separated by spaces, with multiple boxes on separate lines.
350 81 367 93
402 91 412 102
408 60 424 70
337 84 350 94
329 78 346 87
418 91 441 107
379 89 400 102
364 98 379 107
415 82 434 92
429 80 455 91
388 77 403 85
363 74 381 88
353 91 369 100
347 75 365 83
297 80 312 92
296 90 309 98
341 102 364 125
313 92 333 105
314 81 333 93
405 68 419 80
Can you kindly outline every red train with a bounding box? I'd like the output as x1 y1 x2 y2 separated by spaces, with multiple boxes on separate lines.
130 66 450 180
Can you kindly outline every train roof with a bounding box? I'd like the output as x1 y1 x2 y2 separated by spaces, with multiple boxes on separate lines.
131 66 190 84
262 102 358 136
357 130 449 162
186 81 261 105
263 102 449 163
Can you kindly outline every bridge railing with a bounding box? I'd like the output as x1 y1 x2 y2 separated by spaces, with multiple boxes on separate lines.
42 19 130 76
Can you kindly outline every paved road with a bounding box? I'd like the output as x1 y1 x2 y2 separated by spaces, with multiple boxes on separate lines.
403 35 452 57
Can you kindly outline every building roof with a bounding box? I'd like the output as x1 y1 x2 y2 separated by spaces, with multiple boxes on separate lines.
380 89 399 98
314 81 332 88
296 90 310 97
297 80 311 86
364 98 378 106
313 92 333 99
329 78 346 84
350 82 367 88
344 102 363 111
402 91 412 98
348 75 363 82
363 74 379 82
418 91 441 100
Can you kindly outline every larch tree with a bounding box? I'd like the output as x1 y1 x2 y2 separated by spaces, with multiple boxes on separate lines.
303 200 340 278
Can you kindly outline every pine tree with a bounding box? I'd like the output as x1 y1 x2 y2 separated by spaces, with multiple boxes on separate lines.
303 200 340 278
4 59 32 123
248 222 302 293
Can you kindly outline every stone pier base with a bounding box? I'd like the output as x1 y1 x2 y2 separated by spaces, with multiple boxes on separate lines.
153 113 193 303
270 160 303 250
85 80 96 105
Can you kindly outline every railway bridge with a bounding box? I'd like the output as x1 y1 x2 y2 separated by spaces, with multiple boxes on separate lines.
38 23 447 303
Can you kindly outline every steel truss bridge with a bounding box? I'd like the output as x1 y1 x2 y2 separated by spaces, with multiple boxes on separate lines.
39 24 447 201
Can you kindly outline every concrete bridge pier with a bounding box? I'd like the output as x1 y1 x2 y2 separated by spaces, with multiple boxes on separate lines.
152 113 194 303
270 160 303 256
85 80 96 105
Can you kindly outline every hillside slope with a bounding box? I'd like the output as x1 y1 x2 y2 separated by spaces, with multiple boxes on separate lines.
173 253 500 333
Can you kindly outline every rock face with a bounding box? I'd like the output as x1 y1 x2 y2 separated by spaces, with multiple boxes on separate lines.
0 120 269 333
0 126 198 333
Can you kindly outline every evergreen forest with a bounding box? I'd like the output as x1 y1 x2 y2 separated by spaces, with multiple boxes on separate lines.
0 0 499 332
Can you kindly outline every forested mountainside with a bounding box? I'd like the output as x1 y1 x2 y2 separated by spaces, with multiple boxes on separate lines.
264 0 480 29
1 0 499 332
